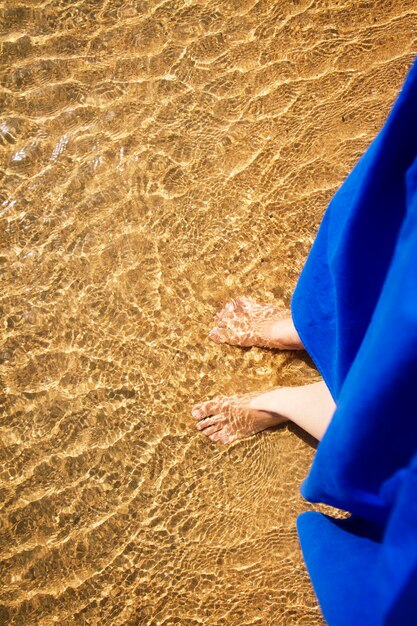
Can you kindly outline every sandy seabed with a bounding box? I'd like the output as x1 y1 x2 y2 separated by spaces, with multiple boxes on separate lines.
1 1 416 624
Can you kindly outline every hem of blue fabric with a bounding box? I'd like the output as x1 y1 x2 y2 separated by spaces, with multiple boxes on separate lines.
296 511 383 626
299 477 352 514
290 289 337 402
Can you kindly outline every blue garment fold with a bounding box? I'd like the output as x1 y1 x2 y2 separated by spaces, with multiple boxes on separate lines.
291 56 417 625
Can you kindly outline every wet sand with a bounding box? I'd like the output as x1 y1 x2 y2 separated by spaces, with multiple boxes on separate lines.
1 1 416 623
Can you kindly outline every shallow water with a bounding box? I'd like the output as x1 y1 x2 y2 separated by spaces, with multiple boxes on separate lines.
1 1 416 624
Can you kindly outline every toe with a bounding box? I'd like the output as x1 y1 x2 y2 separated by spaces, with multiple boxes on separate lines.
217 429 237 444
214 304 232 322
208 327 227 343
208 428 236 444
195 415 223 431
237 296 254 307
220 301 237 318
192 397 223 420
208 327 221 342
208 430 223 442
201 422 223 437
233 297 246 310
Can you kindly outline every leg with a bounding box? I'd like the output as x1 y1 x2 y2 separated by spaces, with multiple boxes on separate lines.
250 381 336 441
192 380 335 444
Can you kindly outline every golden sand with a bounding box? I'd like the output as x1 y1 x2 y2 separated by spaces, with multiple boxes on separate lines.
1 1 416 623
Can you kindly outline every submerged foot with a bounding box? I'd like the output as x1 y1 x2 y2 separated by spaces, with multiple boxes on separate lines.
192 390 288 445
209 296 304 350
193 381 336 444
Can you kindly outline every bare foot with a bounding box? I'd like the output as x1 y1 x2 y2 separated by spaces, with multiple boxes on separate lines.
192 390 288 445
208 296 304 350
192 382 335 444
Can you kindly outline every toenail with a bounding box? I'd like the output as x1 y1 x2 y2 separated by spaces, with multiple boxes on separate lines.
192 408 202 418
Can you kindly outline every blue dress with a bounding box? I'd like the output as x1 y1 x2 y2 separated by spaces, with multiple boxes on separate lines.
291 56 417 626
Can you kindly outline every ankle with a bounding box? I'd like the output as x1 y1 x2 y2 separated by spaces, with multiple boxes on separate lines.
249 387 290 422
257 317 304 350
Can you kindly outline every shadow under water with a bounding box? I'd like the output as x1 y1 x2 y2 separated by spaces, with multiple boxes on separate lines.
1 0 416 623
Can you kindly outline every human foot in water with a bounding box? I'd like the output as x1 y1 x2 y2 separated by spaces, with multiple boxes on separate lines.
192 382 335 444
208 296 304 350
192 390 287 445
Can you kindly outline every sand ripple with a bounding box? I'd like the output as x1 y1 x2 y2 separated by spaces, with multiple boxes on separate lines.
1 0 416 623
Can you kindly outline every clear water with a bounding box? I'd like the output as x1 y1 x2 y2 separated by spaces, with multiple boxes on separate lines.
1 1 415 623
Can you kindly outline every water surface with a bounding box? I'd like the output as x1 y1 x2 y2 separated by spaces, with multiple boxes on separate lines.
1 1 416 623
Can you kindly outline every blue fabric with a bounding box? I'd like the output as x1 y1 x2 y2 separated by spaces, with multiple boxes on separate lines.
291 56 417 626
